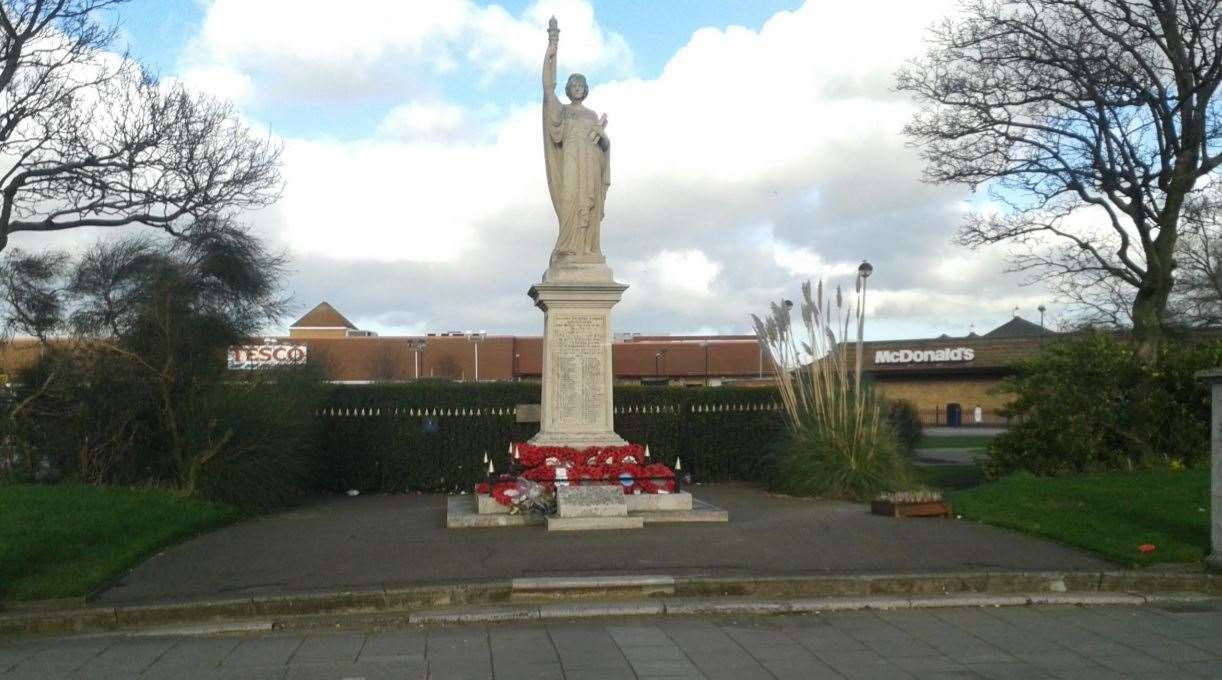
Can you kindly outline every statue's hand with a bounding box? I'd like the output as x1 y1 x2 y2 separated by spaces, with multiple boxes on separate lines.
587 128 601 144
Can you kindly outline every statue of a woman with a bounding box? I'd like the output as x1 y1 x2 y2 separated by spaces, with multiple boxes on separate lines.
542 17 610 269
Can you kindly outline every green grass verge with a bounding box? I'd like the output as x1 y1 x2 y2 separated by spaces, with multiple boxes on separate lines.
912 464 986 491
949 470 1210 566
916 435 996 449
0 483 241 601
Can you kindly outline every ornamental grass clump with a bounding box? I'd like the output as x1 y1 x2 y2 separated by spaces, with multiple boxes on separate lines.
752 279 910 501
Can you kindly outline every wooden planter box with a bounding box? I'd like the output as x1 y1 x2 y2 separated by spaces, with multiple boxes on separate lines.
871 499 952 518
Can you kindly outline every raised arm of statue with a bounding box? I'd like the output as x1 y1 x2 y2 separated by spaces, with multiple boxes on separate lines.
543 17 559 98
542 17 562 143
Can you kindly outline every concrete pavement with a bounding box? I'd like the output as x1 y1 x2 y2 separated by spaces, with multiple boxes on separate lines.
3 600 1220 679
94 485 1111 607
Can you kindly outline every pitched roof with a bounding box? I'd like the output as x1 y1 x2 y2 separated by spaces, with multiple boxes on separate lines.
983 316 1051 338
290 302 357 330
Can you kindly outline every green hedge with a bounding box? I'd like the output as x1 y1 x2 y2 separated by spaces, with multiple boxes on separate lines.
987 332 1222 477
318 381 785 493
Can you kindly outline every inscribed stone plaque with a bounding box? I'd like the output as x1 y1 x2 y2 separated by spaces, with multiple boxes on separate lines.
556 485 627 518
550 314 607 430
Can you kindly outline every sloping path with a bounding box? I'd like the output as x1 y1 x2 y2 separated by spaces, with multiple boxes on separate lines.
95 484 1111 606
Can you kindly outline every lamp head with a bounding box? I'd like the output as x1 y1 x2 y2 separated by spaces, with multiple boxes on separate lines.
858 260 874 279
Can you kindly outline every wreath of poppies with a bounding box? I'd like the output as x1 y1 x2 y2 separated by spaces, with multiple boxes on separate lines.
478 443 676 504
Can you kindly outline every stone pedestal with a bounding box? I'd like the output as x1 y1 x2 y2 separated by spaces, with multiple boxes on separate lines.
1198 369 1222 572
547 485 643 531
528 268 628 448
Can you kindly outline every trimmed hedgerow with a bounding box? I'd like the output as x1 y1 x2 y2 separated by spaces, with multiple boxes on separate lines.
318 381 785 493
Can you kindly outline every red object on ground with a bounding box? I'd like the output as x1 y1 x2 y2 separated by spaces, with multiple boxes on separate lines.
1138 544 1156 553
490 481 522 506
475 442 674 497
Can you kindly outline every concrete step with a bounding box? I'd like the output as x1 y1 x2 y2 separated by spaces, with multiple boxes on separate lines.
546 516 645 531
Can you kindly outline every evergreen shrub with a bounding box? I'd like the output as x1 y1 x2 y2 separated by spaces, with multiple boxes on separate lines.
886 399 924 455
987 331 1222 477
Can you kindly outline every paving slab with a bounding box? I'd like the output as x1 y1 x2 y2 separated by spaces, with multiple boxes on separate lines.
95 483 1110 607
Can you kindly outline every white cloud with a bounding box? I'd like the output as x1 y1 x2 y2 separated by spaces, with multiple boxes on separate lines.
175 64 253 104
184 0 631 104
626 249 722 297
377 100 472 142
164 0 1062 338
771 242 860 279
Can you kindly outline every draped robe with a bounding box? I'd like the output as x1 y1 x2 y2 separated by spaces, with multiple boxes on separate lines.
543 95 610 264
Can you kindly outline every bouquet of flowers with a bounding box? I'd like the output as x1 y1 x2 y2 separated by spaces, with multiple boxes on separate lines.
475 475 556 514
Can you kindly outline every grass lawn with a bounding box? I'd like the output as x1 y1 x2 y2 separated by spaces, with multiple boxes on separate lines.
916 435 996 449
0 483 241 601
949 470 1210 566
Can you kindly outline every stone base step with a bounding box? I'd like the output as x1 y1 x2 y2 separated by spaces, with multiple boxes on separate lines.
637 507 729 524
625 492 692 512
478 490 693 515
476 494 509 515
546 516 645 531
447 496 542 528
449 495 729 529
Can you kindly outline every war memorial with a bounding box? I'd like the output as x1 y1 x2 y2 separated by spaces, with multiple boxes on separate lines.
446 19 727 531
2 7 1221 678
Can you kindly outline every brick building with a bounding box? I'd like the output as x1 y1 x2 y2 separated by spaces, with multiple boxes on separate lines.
243 303 1054 422
265 302 773 386
850 316 1055 426
220 302 1215 427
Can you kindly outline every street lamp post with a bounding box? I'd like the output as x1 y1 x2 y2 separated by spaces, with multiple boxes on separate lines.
466 331 486 382
654 349 668 381
410 339 427 380
702 340 710 387
855 261 873 390
1038 304 1047 348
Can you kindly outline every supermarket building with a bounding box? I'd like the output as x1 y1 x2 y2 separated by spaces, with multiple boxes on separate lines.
224 302 1071 425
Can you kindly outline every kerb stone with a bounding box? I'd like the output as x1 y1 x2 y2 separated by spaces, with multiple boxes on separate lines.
556 485 627 518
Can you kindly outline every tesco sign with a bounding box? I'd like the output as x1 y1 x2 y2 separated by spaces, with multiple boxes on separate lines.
228 344 308 369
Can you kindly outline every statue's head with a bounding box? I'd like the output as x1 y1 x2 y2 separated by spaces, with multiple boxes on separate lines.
565 73 588 102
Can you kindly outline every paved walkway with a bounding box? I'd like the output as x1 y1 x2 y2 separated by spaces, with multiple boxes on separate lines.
3 601 1220 679
96 484 1110 606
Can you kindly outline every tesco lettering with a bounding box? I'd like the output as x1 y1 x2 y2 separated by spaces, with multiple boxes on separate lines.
873 347 975 365
228 344 308 369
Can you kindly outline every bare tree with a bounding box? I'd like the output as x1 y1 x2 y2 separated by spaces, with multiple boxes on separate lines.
1172 186 1222 324
0 1 281 252
1053 181 1222 327
898 0 1222 353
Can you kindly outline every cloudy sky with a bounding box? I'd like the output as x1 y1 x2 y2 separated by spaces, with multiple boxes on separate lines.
16 0 1060 339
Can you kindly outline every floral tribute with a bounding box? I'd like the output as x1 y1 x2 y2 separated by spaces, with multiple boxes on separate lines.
475 443 677 509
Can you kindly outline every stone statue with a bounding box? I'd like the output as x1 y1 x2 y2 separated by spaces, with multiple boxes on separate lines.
542 17 610 270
